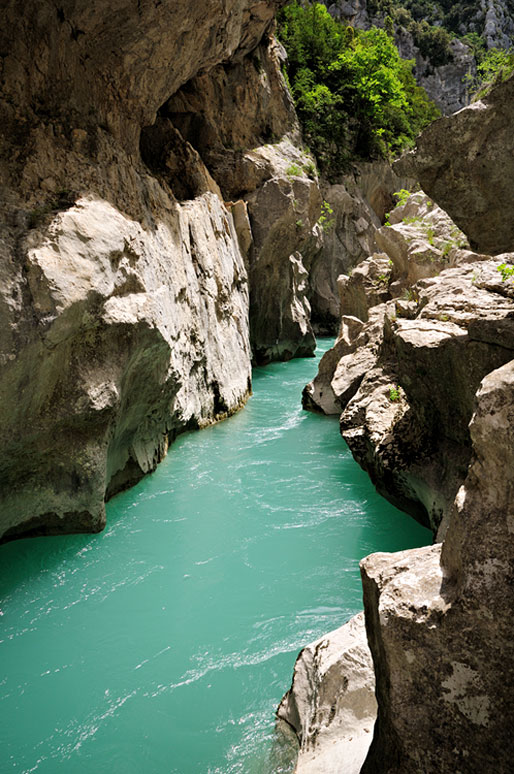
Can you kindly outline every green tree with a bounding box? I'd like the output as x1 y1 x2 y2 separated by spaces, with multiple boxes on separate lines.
277 2 440 175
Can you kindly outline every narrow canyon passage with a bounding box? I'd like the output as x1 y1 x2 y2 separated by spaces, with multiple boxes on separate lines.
0 341 430 774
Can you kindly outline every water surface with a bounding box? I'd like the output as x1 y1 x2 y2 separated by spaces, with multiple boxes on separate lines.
0 340 430 772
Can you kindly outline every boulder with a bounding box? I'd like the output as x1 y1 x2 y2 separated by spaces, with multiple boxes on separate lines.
396 74 514 255
277 613 377 774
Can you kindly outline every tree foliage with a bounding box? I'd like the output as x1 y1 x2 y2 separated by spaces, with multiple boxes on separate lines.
470 47 514 99
277 2 440 175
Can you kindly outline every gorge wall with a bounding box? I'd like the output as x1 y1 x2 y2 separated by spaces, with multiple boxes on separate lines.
282 74 514 772
0 0 329 541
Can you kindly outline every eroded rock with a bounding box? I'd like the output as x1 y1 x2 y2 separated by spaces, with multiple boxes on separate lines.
308 161 413 332
396 74 514 255
1 193 251 541
0 0 307 539
277 613 377 774
360 360 514 773
306 258 514 530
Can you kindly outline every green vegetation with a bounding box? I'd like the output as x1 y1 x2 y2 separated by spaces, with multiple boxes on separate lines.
498 262 514 283
388 385 401 402
393 188 411 207
277 2 440 174
318 199 335 231
368 1 454 66
286 162 302 178
469 47 514 99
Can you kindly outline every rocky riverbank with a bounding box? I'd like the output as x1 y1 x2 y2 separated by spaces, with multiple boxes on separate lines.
282 73 514 773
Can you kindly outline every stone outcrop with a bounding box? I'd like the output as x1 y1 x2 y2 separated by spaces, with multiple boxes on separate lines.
355 70 514 773
156 37 322 363
277 613 377 774
1 191 252 541
396 73 514 255
360 359 514 773
303 191 485 426
0 0 327 539
395 31 475 115
481 0 514 49
308 258 514 532
308 161 413 332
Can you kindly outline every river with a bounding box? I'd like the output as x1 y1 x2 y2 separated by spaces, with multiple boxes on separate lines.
0 340 430 773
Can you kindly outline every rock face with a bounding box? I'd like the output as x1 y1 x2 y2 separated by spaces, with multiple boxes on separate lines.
308 258 514 532
277 613 377 774
360 359 514 773
396 74 514 255
355 72 514 773
481 0 514 49
308 161 413 332
157 37 322 363
395 30 475 115
0 0 327 539
286 69 514 774
0 192 252 541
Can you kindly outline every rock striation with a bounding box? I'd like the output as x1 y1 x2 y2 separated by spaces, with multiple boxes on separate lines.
0 0 327 539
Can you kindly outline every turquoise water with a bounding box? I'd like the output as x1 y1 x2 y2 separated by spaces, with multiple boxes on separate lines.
0 340 430 773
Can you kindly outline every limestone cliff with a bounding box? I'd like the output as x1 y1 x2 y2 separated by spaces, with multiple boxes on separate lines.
325 1 514 115
288 72 514 773
308 161 413 333
361 360 514 773
0 0 325 539
323 1 475 114
396 73 514 255
357 70 514 774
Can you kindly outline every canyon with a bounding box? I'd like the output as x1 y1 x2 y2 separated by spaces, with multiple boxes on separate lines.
1 2 513 773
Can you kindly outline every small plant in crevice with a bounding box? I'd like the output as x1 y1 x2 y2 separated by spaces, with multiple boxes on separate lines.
497 262 514 283
303 160 317 178
393 188 411 208
318 200 335 231
286 162 302 178
402 287 419 303
388 385 401 402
